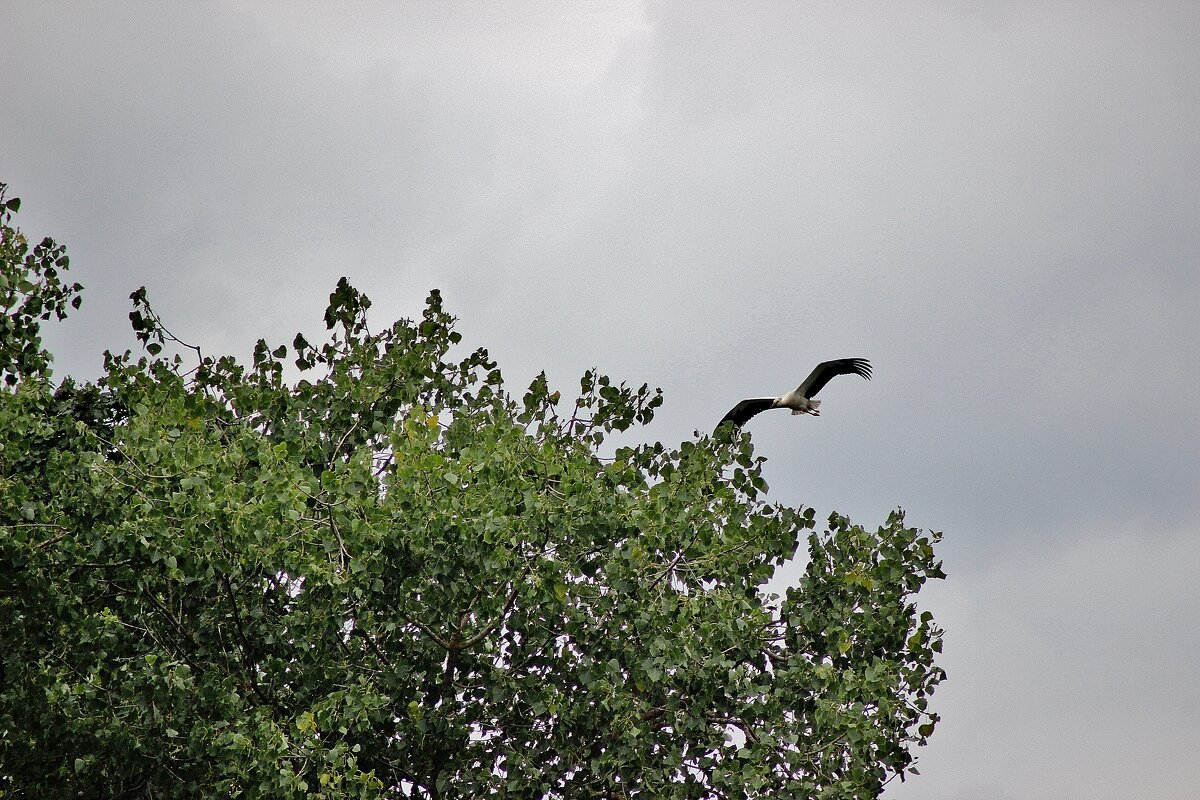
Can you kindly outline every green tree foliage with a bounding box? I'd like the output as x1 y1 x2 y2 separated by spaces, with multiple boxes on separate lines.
0 186 945 799
0 183 83 386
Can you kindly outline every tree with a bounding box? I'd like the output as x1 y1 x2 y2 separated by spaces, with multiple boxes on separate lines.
0 185 945 799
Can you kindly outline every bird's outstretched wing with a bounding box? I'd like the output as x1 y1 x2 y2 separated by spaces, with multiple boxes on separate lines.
717 397 775 429
795 358 872 398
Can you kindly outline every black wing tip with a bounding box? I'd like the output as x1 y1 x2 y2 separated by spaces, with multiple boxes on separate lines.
827 357 871 380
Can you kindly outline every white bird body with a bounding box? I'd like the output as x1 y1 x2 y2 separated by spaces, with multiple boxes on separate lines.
777 391 821 416
717 358 871 430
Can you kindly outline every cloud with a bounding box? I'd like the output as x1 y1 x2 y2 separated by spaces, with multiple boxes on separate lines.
3 3 1199 796
890 513 1200 799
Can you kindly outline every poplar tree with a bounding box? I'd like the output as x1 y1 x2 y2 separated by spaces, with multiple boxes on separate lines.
1 185 945 799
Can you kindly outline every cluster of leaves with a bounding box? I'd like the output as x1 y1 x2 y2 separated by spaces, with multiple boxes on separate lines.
0 183 83 385
0 189 945 799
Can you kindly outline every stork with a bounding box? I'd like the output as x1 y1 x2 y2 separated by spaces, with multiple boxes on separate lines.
717 358 872 430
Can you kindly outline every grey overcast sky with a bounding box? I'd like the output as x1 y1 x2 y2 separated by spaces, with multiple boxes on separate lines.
4 2 1199 797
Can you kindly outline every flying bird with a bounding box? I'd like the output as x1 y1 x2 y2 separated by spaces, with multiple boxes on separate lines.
717 358 872 430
